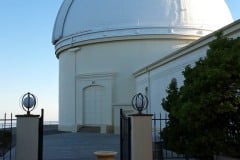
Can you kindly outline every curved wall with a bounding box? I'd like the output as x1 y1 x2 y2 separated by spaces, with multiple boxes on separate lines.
58 35 197 132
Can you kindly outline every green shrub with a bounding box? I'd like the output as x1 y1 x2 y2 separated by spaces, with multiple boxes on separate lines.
161 33 240 158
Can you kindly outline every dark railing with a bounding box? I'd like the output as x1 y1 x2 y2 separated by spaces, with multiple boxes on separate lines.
0 113 16 160
120 109 131 160
152 113 190 160
38 109 44 160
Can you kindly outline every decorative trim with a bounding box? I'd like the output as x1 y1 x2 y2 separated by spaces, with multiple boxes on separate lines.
55 33 200 57
76 72 116 79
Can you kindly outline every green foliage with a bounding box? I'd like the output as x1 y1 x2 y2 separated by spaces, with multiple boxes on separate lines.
161 33 240 158
0 130 11 152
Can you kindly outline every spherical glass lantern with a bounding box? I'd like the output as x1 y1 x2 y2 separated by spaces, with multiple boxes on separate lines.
21 92 37 115
132 93 148 114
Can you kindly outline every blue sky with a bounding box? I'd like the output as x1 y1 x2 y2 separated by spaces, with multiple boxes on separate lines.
0 1 240 121
0 1 62 120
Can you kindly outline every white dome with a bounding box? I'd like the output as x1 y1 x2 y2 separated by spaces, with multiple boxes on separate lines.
52 0 233 50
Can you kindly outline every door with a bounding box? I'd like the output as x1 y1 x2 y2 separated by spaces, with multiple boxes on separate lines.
83 85 106 125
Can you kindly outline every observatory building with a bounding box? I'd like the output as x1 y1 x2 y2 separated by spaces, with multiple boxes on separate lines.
52 0 236 133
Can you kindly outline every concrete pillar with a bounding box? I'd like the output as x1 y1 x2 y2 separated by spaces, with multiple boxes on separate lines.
15 115 40 160
131 114 153 160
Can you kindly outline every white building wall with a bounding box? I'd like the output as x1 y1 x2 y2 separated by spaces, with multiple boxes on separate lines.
58 20 240 132
135 20 240 116
74 38 193 104
136 47 209 114
58 50 77 132
58 36 196 132
149 46 208 114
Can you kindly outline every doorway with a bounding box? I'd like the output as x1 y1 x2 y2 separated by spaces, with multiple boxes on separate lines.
83 85 106 126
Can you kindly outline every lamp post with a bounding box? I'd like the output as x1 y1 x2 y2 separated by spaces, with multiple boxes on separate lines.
130 93 152 160
132 93 148 115
16 92 43 160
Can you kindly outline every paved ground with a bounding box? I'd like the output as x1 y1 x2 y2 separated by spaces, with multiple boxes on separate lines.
43 132 120 160
1 129 120 160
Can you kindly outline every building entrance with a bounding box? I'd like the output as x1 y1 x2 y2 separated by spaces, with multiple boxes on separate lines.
83 85 106 126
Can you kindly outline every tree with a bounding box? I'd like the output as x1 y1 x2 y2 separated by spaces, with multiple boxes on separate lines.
161 33 240 158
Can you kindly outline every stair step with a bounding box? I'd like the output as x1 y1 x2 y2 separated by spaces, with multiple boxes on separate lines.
78 126 100 133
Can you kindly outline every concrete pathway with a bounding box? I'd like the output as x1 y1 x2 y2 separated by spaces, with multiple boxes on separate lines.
1 132 120 160
43 132 120 160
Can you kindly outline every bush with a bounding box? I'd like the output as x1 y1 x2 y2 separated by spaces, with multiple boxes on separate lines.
161 33 240 158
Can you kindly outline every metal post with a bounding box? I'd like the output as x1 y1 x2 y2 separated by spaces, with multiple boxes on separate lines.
165 114 168 159
120 109 123 160
159 113 163 160
38 109 44 160
127 117 131 160
153 114 156 159
120 109 131 160
10 113 12 160
3 113 6 160
4 113 6 131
